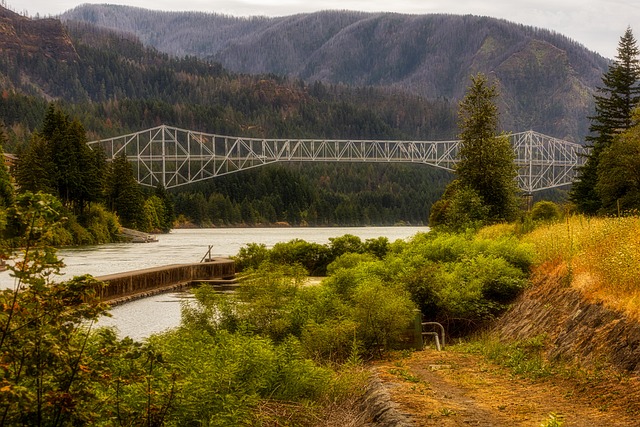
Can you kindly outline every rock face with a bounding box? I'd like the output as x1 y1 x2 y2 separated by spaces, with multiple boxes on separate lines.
494 262 640 373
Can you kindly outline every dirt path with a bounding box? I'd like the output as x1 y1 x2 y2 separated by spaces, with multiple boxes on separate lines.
374 348 640 426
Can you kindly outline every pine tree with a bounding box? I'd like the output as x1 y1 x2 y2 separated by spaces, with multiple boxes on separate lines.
455 74 520 222
15 134 56 194
430 73 519 229
570 27 640 214
105 154 145 229
0 123 14 209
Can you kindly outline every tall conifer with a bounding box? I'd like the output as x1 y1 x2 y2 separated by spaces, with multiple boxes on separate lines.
429 73 519 229
570 27 640 214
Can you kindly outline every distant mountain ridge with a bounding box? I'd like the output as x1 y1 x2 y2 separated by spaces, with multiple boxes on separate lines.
61 4 610 142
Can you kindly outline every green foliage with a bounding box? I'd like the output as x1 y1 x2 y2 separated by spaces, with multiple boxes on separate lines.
351 279 416 352
430 74 520 230
151 327 338 426
530 200 562 222
172 163 448 228
301 318 360 363
384 231 534 334
571 27 640 214
269 239 331 276
81 203 122 243
234 242 270 271
326 252 378 276
105 154 145 229
15 105 102 215
430 181 489 231
456 74 520 223
595 109 640 214
233 233 391 275
0 192 178 425
0 126 14 210
464 334 553 379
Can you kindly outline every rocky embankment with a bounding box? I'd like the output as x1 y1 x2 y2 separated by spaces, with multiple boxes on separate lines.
494 261 640 374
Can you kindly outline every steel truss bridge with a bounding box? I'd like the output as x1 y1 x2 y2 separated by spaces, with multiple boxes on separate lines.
88 125 589 193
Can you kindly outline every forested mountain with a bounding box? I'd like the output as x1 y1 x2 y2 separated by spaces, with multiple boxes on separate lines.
61 5 610 142
0 6 459 225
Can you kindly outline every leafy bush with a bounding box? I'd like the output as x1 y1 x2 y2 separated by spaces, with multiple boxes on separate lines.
234 242 270 271
150 329 333 426
301 319 360 363
269 239 330 275
326 252 377 275
351 278 416 353
386 230 534 334
530 200 562 222
83 203 121 243
234 233 393 274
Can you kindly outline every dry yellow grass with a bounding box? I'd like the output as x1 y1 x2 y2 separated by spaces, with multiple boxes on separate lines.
522 215 640 319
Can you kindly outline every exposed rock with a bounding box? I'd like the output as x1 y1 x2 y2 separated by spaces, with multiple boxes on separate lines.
494 262 640 373
360 373 414 427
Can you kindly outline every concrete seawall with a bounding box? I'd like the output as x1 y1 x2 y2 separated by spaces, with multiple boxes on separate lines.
96 258 235 304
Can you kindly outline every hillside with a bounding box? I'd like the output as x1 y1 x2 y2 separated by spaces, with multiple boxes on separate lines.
61 5 611 142
0 6 77 62
0 7 461 226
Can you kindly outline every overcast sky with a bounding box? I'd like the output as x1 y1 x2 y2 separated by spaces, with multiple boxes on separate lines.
10 0 640 59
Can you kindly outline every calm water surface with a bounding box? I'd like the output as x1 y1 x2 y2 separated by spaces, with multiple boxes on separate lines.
0 227 429 340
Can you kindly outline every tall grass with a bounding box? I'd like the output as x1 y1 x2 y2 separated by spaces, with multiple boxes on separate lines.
522 215 640 318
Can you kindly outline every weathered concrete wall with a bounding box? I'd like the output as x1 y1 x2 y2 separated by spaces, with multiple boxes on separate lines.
96 259 235 302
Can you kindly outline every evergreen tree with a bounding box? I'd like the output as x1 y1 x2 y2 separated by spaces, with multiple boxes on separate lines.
154 184 175 232
15 134 56 194
595 108 640 214
570 27 640 214
105 154 145 229
0 123 14 209
430 73 519 229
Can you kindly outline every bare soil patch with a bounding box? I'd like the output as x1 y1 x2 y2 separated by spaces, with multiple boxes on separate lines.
374 348 640 426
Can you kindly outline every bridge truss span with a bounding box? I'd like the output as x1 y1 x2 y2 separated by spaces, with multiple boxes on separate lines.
88 125 588 192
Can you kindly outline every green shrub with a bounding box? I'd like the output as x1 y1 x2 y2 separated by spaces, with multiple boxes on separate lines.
531 201 562 222
83 203 121 243
301 319 359 363
269 239 330 275
234 242 270 271
351 278 416 353
326 252 377 275
328 234 365 258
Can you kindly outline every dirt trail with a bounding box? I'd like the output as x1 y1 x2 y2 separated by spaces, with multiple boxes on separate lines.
374 348 640 426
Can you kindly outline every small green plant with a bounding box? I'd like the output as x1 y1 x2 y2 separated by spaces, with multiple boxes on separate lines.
540 412 564 427
440 407 457 416
389 368 421 383
461 335 553 379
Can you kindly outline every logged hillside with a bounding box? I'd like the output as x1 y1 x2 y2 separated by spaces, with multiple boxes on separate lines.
61 5 610 142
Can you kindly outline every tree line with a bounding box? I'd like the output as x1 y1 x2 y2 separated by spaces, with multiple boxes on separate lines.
9 105 174 239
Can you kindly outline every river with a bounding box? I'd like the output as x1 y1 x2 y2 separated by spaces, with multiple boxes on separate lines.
0 226 429 340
